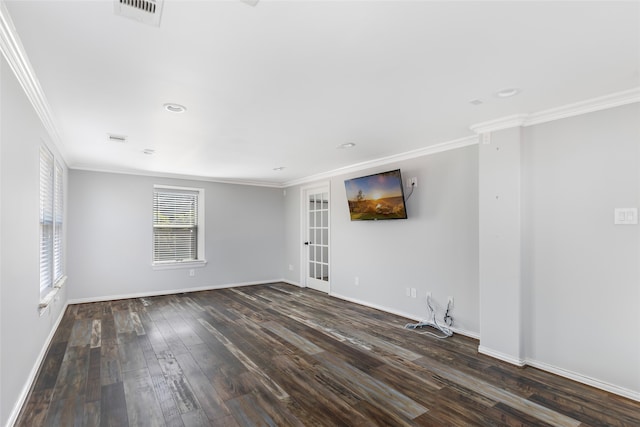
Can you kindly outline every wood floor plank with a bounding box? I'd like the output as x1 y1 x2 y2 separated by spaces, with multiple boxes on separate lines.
33 340 67 392
68 318 93 347
155 318 190 356
16 283 640 427
85 347 102 402
14 389 53 427
143 343 185 427
197 317 290 401
100 312 117 344
90 319 102 348
225 393 279 426
52 345 90 401
267 354 366 426
261 321 324 355
113 310 134 334
42 395 84 427
174 352 231 422
312 350 428 420
100 340 122 386
122 368 166 427
414 355 582 427
117 331 147 373
129 311 146 336
83 401 101 427
156 349 201 414
100 382 129 427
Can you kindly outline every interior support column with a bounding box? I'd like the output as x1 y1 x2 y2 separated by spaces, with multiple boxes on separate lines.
478 127 524 365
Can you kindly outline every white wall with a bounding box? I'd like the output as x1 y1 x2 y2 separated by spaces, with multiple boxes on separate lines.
521 103 640 396
0 56 69 427
284 146 481 336
67 170 286 301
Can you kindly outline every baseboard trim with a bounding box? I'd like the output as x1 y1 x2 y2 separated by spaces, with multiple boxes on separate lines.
329 292 479 340
280 279 303 288
478 345 526 367
525 358 640 402
67 279 284 305
6 301 69 427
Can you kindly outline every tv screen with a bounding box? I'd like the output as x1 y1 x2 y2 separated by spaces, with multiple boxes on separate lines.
344 169 408 221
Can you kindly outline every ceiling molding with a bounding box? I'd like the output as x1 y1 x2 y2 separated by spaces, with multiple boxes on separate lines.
471 87 640 134
524 87 640 127
282 135 479 188
0 1 68 162
469 114 528 134
70 164 283 188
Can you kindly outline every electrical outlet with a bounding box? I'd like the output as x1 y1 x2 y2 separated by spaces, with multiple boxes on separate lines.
288 264 294 271
408 177 418 188
411 288 417 298
355 276 360 286
189 269 195 277
406 287 411 297
426 291 432 302
448 296 454 308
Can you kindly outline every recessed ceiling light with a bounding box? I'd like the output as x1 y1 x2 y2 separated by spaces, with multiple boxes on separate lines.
496 88 520 98
338 142 356 149
143 148 156 155
273 166 285 171
163 103 187 113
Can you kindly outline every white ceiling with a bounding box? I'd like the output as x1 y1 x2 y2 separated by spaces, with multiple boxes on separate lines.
4 0 639 186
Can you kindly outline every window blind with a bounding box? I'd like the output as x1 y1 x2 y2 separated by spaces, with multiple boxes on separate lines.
39 146 54 292
153 189 198 262
53 162 64 283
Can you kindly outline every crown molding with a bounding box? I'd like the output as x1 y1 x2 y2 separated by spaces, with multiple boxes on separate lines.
470 114 528 134
471 87 640 134
0 1 68 161
524 87 640 127
70 164 283 188
282 135 479 188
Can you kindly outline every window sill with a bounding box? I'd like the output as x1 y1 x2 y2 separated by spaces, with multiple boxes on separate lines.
152 260 207 271
39 275 67 315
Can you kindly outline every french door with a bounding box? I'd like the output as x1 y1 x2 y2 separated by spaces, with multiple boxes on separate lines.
302 185 330 293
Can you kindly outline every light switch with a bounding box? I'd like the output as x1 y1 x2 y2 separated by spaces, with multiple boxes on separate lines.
614 208 638 225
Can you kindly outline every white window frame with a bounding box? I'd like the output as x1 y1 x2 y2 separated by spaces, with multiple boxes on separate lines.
39 145 66 308
152 185 206 270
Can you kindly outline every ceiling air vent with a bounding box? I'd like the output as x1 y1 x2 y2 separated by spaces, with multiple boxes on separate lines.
107 133 127 143
114 0 164 27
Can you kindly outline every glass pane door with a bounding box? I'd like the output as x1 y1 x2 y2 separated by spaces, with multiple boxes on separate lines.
304 186 330 293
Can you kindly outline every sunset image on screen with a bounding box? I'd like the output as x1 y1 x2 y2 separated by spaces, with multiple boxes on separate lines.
344 170 407 220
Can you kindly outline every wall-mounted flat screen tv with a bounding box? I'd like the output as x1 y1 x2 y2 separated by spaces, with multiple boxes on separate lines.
344 169 408 221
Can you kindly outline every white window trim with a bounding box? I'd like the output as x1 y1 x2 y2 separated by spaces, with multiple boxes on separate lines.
152 260 207 271
152 184 206 268
39 145 65 309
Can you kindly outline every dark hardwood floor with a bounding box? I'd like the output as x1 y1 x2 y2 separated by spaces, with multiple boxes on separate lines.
16 283 640 426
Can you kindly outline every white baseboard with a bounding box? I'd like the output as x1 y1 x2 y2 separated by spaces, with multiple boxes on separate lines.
476 347 640 402
6 301 69 427
478 345 526 367
67 279 284 305
525 358 640 402
329 292 479 340
280 279 303 288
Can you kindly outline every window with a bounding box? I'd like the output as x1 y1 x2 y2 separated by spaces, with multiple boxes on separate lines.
39 145 64 294
153 185 205 266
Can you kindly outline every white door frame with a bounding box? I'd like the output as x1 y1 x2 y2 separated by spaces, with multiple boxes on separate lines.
299 182 331 293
